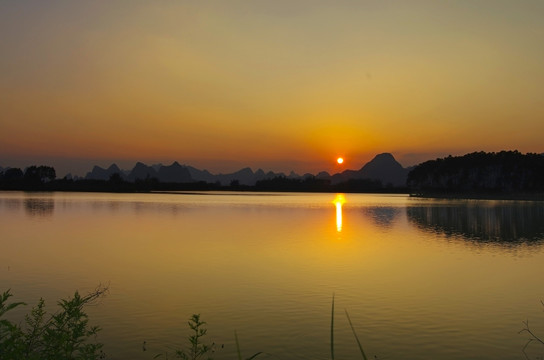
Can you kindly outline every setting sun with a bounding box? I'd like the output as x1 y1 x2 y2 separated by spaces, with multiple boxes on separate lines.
337 157 344 164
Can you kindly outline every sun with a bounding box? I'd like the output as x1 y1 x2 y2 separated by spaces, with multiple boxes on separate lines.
336 157 344 164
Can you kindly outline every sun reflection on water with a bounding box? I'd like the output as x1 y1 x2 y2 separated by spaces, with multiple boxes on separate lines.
333 194 346 232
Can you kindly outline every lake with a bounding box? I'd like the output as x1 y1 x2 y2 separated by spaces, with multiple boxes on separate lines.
1 191 544 359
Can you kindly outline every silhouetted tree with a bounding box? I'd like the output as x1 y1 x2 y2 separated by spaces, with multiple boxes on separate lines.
230 179 240 189
108 173 123 183
3 168 24 180
24 166 56 184
407 151 544 195
134 176 159 191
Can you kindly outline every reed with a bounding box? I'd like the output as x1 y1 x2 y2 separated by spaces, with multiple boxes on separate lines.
345 309 369 360
330 293 335 360
330 294 369 360
234 330 262 360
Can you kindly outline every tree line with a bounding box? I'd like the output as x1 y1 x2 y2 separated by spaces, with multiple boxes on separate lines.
407 151 544 196
0 166 56 190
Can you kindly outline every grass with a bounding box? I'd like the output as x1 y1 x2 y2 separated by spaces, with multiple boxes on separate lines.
331 293 370 360
345 309 369 360
330 294 335 360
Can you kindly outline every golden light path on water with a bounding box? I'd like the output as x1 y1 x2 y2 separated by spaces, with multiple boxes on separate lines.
333 193 346 232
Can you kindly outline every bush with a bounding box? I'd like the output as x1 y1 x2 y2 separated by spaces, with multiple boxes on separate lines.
0 287 107 360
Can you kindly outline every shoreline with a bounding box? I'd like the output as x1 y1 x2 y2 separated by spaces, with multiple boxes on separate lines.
409 192 544 201
2 187 544 201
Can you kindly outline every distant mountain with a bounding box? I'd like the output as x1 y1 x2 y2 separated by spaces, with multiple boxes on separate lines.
85 164 124 181
330 153 409 186
86 162 285 185
316 171 331 179
358 153 409 186
254 169 266 182
217 167 252 185
214 167 276 186
127 162 158 182
81 153 409 187
186 166 217 183
156 161 192 183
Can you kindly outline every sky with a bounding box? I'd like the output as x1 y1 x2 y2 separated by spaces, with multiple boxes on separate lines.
1 1 543 177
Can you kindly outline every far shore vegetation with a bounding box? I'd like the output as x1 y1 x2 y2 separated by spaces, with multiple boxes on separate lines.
407 151 544 200
1 151 543 200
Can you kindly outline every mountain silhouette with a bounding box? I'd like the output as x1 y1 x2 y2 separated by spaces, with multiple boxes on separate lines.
87 162 286 185
330 153 408 186
127 162 158 182
185 166 216 183
80 153 409 186
316 171 331 179
254 169 266 181
156 161 192 183
358 153 409 186
219 167 253 185
86 164 124 180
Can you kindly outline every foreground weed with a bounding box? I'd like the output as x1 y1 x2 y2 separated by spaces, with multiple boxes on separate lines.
155 314 215 360
154 315 263 360
0 286 107 360
520 300 544 359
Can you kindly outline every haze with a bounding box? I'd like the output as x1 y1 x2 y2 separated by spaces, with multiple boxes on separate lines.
1 1 543 177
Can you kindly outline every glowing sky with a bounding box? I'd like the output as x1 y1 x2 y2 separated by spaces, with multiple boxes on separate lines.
1 1 543 176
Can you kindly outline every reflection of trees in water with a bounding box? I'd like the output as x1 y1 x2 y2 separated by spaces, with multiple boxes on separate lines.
24 198 55 217
362 207 401 228
0 198 22 211
407 203 544 242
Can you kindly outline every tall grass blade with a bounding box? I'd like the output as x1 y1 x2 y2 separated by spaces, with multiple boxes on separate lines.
330 293 335 360
246 352 264 360
235 330 263 360
235 330 242 360
345 309 368 360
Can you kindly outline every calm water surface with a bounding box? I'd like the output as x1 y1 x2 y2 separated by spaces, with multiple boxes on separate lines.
1 191 544 359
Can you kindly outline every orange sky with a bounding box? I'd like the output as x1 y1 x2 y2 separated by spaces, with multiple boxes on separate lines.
1 1 543 176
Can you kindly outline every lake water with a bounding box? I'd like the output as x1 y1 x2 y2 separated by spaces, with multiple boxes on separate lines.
1 191 544 359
